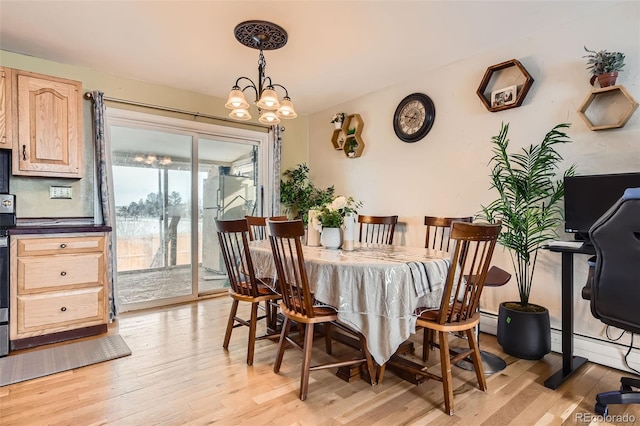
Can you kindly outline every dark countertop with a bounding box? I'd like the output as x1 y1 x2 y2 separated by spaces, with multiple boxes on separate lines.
8 224 112 235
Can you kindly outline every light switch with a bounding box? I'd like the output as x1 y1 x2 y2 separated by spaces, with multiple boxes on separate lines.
50 186 73 199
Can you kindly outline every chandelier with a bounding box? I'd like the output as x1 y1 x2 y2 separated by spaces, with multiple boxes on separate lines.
225 20 297 125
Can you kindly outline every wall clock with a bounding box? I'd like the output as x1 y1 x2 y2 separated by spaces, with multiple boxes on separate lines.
393 93 436 143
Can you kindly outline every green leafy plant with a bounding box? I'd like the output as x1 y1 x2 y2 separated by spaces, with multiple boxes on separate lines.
330 112 345 124
280 163 335 225
480 123 575 311
311 195 362 229
347 127 356 135
584 46 625 75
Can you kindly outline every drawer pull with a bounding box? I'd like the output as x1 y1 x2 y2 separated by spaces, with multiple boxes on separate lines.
60 243 67 249
60 271 67 276
60 307 67 312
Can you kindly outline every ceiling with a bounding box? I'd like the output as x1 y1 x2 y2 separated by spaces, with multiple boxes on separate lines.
0 1 604 115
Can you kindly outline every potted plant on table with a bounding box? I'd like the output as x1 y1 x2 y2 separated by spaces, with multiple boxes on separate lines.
311 195 362 249
584 46 625 88
480 122 575 360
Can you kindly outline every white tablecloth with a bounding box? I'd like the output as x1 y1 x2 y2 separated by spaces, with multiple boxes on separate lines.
249 241 451 365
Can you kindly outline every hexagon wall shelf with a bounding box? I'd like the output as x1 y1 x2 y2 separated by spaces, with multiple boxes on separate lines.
476 59 534 112
341 114 365 158
577 85 639 131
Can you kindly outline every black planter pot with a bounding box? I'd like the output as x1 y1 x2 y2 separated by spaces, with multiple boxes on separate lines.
497 301 551 360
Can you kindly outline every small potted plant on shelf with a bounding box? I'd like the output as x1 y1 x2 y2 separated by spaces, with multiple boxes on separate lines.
480 122 575 360
584 46 625 88
331 112 345 129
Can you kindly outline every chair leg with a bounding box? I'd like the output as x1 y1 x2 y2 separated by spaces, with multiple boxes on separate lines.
223 299 239 350
438 331 454 416
247 302 259 365
423 328 434 361
465 328 487 391
325 323 332 355
274 317 292 374
299 323 315 401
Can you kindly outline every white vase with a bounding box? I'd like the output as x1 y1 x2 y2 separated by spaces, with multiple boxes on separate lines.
320 227 342 249
334 121 342 130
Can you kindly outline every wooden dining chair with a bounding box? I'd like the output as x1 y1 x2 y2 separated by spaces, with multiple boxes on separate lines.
215 218 281 366
422 216 472 360
267 219 376 401
424 216 473 251
357 215 398 245
386 221 501 415
245 215 288 241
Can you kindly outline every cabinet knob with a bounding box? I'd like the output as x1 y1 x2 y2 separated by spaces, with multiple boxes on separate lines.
60 307 67 312
60 271 67 276
60 243 67 249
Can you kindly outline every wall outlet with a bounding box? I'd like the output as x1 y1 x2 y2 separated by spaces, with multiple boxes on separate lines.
50 186 73 199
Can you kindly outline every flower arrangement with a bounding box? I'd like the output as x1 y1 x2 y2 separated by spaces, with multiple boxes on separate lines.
312 195 362 230
330 112 345 124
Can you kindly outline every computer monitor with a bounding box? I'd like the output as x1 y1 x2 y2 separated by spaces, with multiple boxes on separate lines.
564 172 640 243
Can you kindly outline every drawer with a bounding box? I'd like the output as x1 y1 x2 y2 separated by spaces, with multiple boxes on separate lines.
17 287 105 334
17 253 104 293
17 235 105 256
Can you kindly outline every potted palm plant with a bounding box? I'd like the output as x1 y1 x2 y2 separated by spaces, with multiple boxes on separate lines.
584 46 625 88
480 122 575 359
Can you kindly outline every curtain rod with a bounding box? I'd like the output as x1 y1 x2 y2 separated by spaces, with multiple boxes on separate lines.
83 92 271 130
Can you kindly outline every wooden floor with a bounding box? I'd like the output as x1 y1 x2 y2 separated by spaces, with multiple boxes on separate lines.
1 296 639 425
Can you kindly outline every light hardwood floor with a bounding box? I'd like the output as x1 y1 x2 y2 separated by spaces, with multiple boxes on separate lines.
1 296 639 425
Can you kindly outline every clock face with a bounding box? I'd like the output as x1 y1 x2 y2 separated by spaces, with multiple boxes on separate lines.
393 93 436 143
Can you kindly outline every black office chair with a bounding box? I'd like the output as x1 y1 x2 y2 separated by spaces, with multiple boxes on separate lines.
581 187 640 416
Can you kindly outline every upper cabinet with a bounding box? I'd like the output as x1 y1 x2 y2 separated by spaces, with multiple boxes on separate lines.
0 67 11 148
12 69 83 178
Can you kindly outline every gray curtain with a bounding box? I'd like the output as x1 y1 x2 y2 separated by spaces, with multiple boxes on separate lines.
271 125 282 215
91 91 118 319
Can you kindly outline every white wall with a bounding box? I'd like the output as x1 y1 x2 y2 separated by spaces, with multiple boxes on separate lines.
308 2 640 370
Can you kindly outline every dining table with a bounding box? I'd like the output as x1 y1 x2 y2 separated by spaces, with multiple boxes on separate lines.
248 240 452 366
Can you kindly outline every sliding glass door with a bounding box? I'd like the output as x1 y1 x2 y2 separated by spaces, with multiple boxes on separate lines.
107 109 271 312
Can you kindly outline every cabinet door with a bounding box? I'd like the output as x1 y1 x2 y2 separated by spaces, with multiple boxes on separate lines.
0 66 11 148
13 70 83 178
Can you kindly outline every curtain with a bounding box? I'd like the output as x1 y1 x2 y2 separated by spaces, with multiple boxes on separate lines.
91 91 118 319
271 125 282 215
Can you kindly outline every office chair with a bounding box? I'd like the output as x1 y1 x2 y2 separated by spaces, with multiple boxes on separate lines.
581 187 640 416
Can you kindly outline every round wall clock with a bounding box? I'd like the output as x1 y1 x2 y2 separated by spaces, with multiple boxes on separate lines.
393 93 436 143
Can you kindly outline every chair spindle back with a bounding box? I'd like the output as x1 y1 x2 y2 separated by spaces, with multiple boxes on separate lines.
436 221 501 325
424 216 473 251
246 215 288 241
358 215 398 245
268 220 317 318
215 218 260 298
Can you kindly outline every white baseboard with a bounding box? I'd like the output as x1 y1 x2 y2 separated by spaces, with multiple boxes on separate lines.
480 311 640 374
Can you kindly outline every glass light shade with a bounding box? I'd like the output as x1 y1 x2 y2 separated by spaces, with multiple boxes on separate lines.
134 153 145 162
145 154 157 164
159 156 172 165
258 111 281 125
225 89 250 110
256 88 280 110
229 108 252 121
276 97 297 119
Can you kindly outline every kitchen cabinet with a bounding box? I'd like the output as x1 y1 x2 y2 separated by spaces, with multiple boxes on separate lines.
9 231 109 349
12 69 83 178
0 66 11 148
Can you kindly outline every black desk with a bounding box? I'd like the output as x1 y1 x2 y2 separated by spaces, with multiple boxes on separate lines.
543 242 595 389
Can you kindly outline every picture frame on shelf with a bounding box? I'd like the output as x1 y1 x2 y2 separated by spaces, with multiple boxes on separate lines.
491 85 518 108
